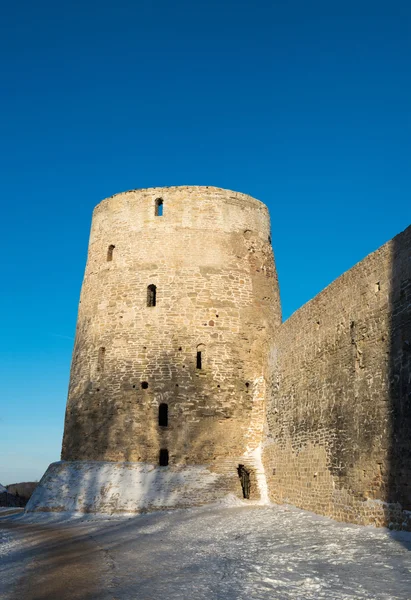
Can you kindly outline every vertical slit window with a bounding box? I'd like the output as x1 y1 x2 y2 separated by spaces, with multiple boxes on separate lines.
147 284 157 307
155 198 163 216
159 448 169 466
97 347 105 372
196 351 202 370
107 245 115 262
159 403 168 427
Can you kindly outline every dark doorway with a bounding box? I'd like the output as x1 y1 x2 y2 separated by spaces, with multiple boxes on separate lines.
159 449 169 466
159 403 168 427
237 464 251 499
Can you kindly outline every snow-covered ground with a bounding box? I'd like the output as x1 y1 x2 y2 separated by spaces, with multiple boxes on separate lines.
0 528 17 558
26 460 227 513
1 502 411 599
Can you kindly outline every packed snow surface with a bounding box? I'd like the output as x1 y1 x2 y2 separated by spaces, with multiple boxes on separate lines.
26 460 224 513
1 503 411 599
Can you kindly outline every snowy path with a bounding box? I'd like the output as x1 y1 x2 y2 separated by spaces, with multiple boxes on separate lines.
0 519 111 600
1 503 411 599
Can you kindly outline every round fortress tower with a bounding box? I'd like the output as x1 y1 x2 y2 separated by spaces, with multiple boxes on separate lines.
29 186 281 513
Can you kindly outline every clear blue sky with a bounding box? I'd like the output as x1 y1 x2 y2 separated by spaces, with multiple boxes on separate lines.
1 0 410 484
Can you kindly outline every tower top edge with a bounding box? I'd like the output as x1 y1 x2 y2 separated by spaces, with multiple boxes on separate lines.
96 186 267 210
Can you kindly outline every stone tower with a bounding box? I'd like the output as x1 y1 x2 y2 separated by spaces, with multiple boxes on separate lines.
29 186 281 513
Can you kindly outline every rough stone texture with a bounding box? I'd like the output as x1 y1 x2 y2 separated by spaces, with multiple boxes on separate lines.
263 224 411 529
57 186 280 506
31 185 410 525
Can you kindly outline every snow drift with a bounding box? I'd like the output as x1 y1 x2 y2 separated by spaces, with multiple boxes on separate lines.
26 460 235 514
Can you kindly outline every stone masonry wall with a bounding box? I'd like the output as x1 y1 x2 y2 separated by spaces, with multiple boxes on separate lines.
263 225 411 529
61 186 281 504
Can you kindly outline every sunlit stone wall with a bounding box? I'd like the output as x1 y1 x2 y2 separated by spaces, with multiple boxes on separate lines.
60 186 280 502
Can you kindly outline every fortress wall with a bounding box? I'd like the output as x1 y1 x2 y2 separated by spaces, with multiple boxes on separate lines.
58 186 281 508
263 225 411 528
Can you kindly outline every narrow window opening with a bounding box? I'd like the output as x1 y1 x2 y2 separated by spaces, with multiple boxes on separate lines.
147 284 157 307
107 245 115 262
196 351 202 370
375 281 381 292
237 464 251 499
159 448 169 466
97 347 105 372
159 403 168 427
155 198 163 217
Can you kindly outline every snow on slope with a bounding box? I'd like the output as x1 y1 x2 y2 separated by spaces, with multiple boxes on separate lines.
26 460 227 513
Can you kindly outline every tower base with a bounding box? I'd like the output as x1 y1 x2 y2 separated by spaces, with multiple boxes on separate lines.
26 461 245 514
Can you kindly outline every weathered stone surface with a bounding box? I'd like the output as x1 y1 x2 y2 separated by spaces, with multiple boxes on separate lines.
57 186 280 507
30 185 410 525
263 224 411 529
